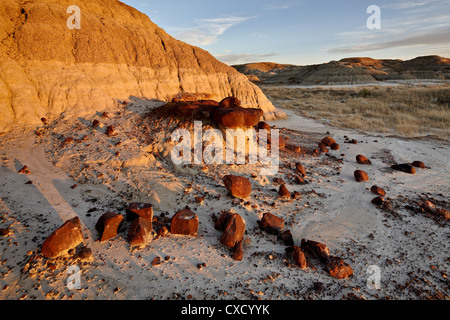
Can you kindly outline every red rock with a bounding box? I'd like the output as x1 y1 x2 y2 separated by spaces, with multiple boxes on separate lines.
214 210 235 231
231 240 244 261
106 125 115 136
356 155 372 164
95 212 124 242
420 200 436 213
321 136 336 147
92 119 100 127
128 217 153 247
223 175 252 199
219 96 241 108
281 230 294 246
126 203 153 222
371 185 386 196
391 163 415 174
371 196 385 206
220 213 245 248
171 209 199 236
18 165 30 174
260 212 284 235
292 246 307 269
436 208 450 220
151 257 161 266
354 170 369 182
256 121 271 131
411 161 425 168
326 256 353 279
330 143 340 151
295 162 306 176
301 239 330 261
41 217 84 258
212 107 263 128
294 175 307 185
278 184 291 199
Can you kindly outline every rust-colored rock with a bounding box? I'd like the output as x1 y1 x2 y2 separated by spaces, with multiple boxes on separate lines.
278 184 292 199
212 107 263 128
219 96 241 108
41 217 84 258
232 240 244 261
128 217 153 247
170 209 199 236
330 143 340 151
281 230 294 246
126 203 153 222
354 170 369 182
301 239 330 262
220 213 245 248
95 212 124 242
256 121 271 131
411 161 426 168
371 196 385 206
326 256 353 279
259 212 284 235
214 210 235 231
295 162 306 177
223 175 252 199
321 136 336 147
391 163 416 174
292 246 307 269
371 185 386 196
356 155 372 165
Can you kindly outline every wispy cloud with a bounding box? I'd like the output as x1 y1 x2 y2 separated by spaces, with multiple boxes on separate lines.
328 27 450 54
174 15 256 46
214 53 278 65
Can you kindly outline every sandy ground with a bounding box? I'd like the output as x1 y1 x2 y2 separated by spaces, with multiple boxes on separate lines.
0 100 449 300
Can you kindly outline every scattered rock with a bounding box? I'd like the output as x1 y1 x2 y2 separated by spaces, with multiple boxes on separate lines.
354 170 369 182
371 196 385 206
152 257 162 266
280 230 294 246
232 240 244 261
95 212 124 242
75 246 92 260
295 162 306 176
356 155 372 165
391 163 416 174
171 209 199 236
259 212 284 235
41 217 84 258
212 107 263 129
128 217 153 247
18 165 30 174
125 203 153 222
326 256 353 279
92 119 100 127
411 161 426 168
220 213 245 248
256 121 271 131
0 228 10 237
420 200 436 213
214 210 235 231
292 246 307 269
41 117 48 124
223 175 252 199
278 184 292 199
371 185 386 196
321 136 336 147
106 125 115 136
330 143 340 151
301 239 330 262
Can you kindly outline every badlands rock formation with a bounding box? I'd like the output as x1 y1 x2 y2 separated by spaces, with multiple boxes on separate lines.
0 0 283 133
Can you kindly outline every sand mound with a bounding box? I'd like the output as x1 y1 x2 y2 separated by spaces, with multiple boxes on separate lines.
0 0 284 133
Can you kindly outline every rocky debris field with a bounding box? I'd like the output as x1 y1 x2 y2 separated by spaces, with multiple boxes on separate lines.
0 98 449 300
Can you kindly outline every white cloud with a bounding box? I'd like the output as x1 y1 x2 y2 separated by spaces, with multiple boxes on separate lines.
174 15 256 46
214 53 278 65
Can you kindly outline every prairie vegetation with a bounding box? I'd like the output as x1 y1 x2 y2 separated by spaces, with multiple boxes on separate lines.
260 83 450 140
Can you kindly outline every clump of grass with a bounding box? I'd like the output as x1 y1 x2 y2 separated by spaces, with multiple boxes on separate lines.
260 84 450 140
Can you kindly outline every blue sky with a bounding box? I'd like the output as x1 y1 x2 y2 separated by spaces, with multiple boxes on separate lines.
121 0 450 65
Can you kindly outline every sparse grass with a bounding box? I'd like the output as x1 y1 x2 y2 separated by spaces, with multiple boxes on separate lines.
260 83 450 140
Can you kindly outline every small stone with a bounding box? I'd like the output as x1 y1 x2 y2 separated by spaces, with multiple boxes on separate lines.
92 119 100 127
106 125 115 136
370 185 386 196
220 213 245 248
354 170 369 182
411 161 425 168
326 256 353 279
76 246 92 260
127 217 153 247
171 209 199 236
95 212 124 242
280 230 294 246
152 257 161 266
321 136 336 147
292 246 307 269
278 184 292 199
371 196 385 206
0 228 10 236
18 165 30 174
126 203 153 222
295 162 306 176
232 240 244 261
330 143 340 151
391 163 415 174
356 155 372 165
260 212 284 235
301 239 330 262
223 175 252 199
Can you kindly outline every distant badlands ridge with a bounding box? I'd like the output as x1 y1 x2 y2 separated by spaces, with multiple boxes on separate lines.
233 55 450 85
0 0 283 133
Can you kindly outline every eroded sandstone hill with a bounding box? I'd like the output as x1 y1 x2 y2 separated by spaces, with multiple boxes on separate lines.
0 0 284 132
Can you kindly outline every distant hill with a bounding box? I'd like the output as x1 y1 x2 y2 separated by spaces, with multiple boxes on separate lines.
232 55 450 85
